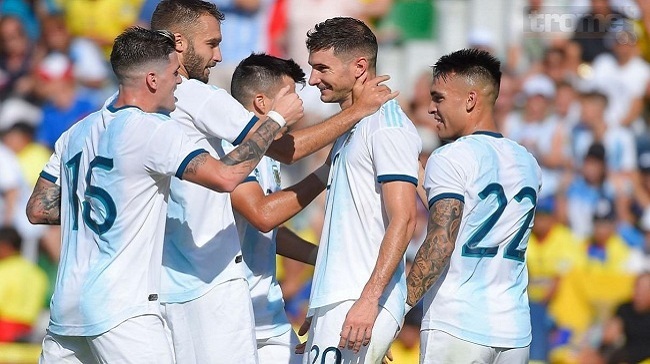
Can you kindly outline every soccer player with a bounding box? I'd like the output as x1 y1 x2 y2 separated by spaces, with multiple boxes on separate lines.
300 17 422 363
150 1 397 363
405 49 542 363
26 27 301 364
225 53 323 364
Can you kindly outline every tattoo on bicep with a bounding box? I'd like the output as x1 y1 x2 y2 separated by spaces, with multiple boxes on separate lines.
27 179 62 224
221 119 280 167
183 153 208 177
406 198 463 305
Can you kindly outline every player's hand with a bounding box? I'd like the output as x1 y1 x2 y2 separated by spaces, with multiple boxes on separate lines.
295 316 312 354
271 85 304 127
351 73 399 118
338 297 380 353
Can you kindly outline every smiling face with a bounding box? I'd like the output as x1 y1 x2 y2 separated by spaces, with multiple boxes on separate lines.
308 48 356 107
428 74 473 140
180 14 222 83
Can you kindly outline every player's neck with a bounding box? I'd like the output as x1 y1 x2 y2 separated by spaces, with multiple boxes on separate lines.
340 71 376 111
467 108 499 135
114 87 158 113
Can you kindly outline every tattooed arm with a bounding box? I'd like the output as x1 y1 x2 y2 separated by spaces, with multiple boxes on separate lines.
26 177 62 225
181 118 283 192
406 198 463 306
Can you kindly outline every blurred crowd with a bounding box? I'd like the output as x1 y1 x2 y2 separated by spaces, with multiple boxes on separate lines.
1 0 650 363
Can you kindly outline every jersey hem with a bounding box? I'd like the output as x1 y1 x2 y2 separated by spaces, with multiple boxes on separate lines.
376 174 418 186
428 192 465 209
48 305 158 337
39 170 58 183
160 275 247 303
175 149 208 179
422 320 532 348
232 116 259 146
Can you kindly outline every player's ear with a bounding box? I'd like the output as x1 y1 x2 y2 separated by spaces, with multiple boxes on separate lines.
253 93 266 114
466 90 477 112
146 71 157 91
174 33 185 52
353 57 368 78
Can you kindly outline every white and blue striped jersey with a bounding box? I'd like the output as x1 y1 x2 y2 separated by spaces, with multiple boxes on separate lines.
421 131 541 348
222 140 291 339
160 77 259 303
307 99 422 322
40 103 205 336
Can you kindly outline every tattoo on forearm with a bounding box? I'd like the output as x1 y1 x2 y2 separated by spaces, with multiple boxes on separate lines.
27 179 61 224
183 153 208 177
221 118 280 167
406 198 463 306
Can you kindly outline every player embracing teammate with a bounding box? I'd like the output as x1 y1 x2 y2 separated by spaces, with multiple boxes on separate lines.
27 2 539 363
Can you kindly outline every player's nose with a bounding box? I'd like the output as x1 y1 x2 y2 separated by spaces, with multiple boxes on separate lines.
428 101 437 115
308 70 319 86
212 47 222 63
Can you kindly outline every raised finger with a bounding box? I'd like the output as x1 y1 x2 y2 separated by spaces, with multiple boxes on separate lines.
369 74 391 86
382 90 400 102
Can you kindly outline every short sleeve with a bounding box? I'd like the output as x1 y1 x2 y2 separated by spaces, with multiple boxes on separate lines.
40 132 67 186
144 121 208 178
370 128 421 186
193 86 258 145
424 150 466 209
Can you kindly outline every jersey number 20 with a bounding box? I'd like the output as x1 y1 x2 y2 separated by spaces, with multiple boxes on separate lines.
65 152 117 235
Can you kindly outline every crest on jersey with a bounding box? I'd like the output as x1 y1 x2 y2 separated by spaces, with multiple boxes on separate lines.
272 164 281 187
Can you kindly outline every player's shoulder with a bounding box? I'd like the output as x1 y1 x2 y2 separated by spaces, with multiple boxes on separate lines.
177 77 229 99
365 99 416 132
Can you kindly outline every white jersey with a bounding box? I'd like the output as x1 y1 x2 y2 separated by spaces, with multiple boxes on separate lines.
223 140 291 339
572 125 637 173
307 99 422 322
41 103 204 336
421 131 541 348
160 77 258 303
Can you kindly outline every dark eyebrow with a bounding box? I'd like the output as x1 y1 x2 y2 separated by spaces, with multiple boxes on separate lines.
430 90 443 98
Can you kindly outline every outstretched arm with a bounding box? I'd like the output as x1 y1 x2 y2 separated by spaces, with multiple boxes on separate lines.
406 197 463 307
26 177 61 225
230 163 328 232
339 180 417 353
276 227 318 265
267 75 398 164
183 93 302 191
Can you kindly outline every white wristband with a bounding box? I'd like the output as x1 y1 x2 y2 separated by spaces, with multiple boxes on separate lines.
313 164 330 185
267 110 286 128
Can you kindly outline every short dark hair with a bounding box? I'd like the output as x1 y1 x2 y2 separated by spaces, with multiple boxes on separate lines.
231 53 305 105
110 27 176 83
0 226 22 251
151 0 224 34
433 48 502 104
306 17 377 69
